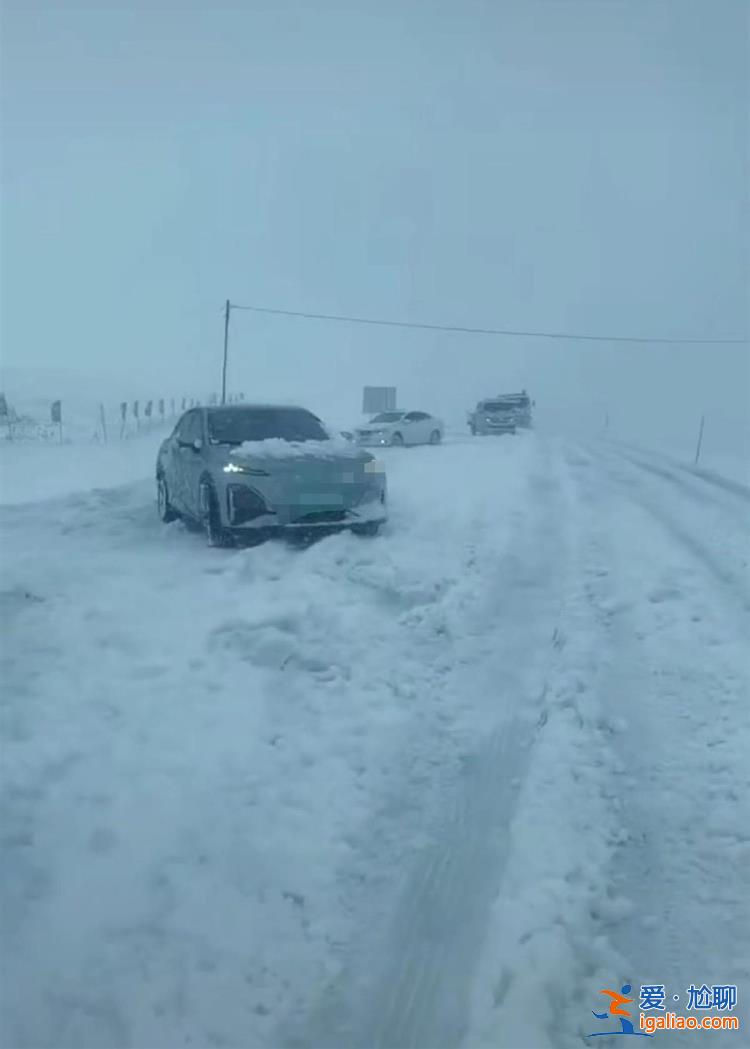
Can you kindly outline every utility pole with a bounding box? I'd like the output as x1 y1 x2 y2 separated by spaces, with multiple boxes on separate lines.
221 299 231 405
694 414 705 465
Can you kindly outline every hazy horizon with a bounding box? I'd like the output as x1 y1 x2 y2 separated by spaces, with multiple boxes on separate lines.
2 0 748 452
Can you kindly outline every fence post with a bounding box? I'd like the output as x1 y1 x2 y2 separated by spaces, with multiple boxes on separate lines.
0 393 11 441
51 400 63 443
222 298 231 406
694 414 705 466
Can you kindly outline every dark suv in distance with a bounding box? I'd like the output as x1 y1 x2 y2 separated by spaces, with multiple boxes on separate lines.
467 391 533 435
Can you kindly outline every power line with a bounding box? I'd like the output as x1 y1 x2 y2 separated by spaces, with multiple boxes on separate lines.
229 302 747 346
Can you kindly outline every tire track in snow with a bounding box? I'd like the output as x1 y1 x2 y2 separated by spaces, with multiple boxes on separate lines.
604 439 750 504
608 446 750 527
596 446 750 615
286 446 572 1049
564 446 750 1048
684 466 750 502
363 712 544 1049
447 445 651 1049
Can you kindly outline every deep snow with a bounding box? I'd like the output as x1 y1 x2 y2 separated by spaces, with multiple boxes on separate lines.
0 431 747 1048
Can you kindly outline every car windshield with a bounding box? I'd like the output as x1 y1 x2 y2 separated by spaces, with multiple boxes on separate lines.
207 407 329 444
483 402 516 412
370 412 404 423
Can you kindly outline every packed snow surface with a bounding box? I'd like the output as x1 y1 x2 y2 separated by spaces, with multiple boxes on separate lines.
0 431 748 1048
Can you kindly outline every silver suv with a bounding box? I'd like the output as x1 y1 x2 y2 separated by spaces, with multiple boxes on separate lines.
467 392 533 435
156 404 387 546
467 399 517 436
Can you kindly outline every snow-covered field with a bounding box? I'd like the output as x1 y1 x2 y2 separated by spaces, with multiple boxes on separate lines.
1 430 748 1048
0 429 172 506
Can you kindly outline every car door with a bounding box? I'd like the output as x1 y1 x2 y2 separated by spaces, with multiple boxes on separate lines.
170 410 200 515
164 413 191 512
177 410 206 519
402 412 421 444
417 412 435 441
408 411 429 443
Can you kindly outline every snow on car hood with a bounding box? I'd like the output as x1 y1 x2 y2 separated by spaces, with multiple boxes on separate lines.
229 438 371 460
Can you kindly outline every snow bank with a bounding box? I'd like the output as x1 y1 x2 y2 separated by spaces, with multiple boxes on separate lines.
2 428 746 1048
0 435 536 1049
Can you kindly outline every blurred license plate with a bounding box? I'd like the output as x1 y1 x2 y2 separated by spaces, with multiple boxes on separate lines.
299 493 345 505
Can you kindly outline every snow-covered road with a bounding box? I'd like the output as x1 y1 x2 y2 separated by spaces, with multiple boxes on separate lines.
1 434 748 1049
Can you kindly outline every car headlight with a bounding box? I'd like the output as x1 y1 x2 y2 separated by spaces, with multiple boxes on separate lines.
223 462 270 476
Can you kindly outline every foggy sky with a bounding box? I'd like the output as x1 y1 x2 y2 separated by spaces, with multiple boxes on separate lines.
1 0 748 450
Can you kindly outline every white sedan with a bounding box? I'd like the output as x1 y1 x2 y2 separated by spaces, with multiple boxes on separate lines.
354 410 444 447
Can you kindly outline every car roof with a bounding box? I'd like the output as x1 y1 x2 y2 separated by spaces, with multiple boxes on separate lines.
479 395 527 404
205 403 311 412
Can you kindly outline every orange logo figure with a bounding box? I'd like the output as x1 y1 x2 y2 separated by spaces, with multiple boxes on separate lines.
598 987 633 1017
589 983 652 1038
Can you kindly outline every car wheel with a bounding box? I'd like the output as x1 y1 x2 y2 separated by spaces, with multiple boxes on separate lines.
157 474 178 523
352 521 381 537
201 481 233 548
391 432 404 446
429 429 442 444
